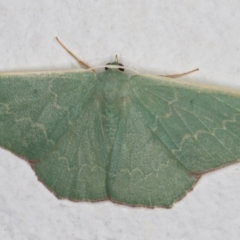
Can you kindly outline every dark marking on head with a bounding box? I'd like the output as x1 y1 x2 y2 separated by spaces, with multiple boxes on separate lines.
105 63 125 71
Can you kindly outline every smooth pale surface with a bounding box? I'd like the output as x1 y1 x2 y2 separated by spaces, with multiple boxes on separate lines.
0 68 240 208
1 0 240 240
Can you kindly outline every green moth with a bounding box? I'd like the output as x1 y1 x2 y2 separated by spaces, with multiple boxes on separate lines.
1 42 240 208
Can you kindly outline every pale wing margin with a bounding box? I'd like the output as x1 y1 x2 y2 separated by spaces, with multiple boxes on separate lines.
0 71 109 200
129 75 240 174
106 76 199 208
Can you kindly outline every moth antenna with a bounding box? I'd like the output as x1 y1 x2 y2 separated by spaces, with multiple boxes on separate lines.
159 68 199 78
55 37 95 72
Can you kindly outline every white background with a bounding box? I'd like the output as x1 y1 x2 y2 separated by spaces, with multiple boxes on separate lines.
0 1 240 239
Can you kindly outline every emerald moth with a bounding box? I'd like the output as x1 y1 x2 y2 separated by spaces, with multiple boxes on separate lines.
1 40 240 208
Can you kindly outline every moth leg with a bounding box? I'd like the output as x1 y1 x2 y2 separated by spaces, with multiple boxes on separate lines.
159 68 199 78
55 37 95 72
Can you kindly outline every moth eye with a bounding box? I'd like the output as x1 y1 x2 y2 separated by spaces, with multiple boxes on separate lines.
105 63 111 71
118 63 124 71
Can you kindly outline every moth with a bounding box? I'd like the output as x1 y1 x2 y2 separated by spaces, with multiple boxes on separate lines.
1 38 239 208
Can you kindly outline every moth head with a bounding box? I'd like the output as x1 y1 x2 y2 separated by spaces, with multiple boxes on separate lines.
105 55 124 71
